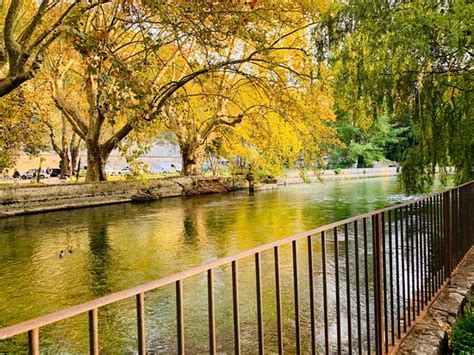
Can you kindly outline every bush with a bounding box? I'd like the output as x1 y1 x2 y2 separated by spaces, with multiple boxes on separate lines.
450 295 474 353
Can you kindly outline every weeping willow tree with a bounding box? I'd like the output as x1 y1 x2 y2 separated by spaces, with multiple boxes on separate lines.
314 0 473 192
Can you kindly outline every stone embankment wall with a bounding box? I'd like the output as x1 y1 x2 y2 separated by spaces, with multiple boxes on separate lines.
0 168 398 218
397 248 474 354
0 177 247 217
281 167 399 184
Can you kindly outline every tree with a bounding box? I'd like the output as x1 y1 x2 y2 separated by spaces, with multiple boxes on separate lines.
204 138 224 176
0 0 106 97
160 65 291 176
42 114 81 178
314 0 473 192
49 4 153 182
150 0 335 176
328 112 410 168
16 59 83 179
49 0 333 182
0 91 48 172
217 83 338 179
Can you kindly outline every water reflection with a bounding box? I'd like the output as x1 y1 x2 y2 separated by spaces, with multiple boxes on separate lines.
0 177 420 352
88 218 111 297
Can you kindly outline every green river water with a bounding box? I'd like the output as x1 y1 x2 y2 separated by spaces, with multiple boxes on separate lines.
0 177 427 353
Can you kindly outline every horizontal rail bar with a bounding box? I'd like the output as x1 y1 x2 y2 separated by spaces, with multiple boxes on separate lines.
0 181 472 340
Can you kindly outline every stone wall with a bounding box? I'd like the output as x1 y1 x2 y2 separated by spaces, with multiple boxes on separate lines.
396 248 474 354
0 176 247 217
0 168 399 218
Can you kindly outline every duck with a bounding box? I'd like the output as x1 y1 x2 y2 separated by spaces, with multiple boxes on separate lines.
59 250 65 258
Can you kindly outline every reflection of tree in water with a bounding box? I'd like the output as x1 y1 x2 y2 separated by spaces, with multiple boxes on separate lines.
331 182 359 219
183 216 198 243
86 217 135 352
87 217 111 297
181 201 208 245
205 210 236 254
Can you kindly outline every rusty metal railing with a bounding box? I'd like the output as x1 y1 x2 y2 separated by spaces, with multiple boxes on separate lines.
0 181 473 354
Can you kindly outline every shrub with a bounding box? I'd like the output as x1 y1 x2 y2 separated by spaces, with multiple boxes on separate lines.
450 295 474 353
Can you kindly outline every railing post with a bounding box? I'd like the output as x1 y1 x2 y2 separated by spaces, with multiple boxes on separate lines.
28 328 39 355
255 253 264 355
465 182 474 250
443 191 452 279
89 308 99 355
176 280 184 355
208 269 216 355
373 214 384 354
292 240 301 354
470 183 474 247
136 293 146 355
231 261 241 355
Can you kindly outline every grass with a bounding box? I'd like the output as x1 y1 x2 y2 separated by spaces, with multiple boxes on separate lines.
450 294 474 354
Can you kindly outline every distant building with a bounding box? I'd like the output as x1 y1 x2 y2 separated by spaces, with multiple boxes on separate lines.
106 144 182 170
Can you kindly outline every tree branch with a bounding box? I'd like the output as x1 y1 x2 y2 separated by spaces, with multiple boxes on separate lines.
51 79 88 139
4 0 22 70
43 120 62 156
18 0 50 46
0 71 34 97
101 122 134 155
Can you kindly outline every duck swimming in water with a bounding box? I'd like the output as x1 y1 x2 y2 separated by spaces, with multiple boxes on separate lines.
59 250 65 258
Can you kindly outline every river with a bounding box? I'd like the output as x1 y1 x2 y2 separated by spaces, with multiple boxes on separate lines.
0 177 424 352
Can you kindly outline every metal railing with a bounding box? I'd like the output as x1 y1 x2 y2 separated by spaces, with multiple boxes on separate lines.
0 181 473 354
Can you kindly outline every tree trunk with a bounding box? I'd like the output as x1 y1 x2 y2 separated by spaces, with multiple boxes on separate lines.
59 152 69 179
59 115 69 179
246 166 256 192
85 140 108 182
209 157 219 176
180 143 205 176
70 137 80 178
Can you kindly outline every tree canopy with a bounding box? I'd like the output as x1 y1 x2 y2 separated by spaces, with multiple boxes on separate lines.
0 0 108 97
0 0 471 190
315 0 473 192
44 0 337 181
0 91 47 171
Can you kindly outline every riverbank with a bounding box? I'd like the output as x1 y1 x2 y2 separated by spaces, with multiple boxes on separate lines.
0 176 247 218
279 166 399 184
0 167 399 218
